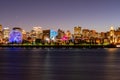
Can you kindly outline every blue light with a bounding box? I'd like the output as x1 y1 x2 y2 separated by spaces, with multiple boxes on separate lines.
50 30 58 40
9 30 22 43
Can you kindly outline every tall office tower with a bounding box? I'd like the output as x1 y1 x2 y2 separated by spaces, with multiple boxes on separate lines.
22 29 27 40
110 26 114 36
0 24 2 31
74 26 81 38
82 29 89 38
31 27 43 39
109 26 115 43
89 30 96 38
0 24 3 43
3 27 10 39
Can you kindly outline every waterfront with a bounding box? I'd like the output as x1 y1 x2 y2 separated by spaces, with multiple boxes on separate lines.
0 48 120 80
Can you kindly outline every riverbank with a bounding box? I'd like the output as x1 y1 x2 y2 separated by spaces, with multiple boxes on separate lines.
0 44 117 48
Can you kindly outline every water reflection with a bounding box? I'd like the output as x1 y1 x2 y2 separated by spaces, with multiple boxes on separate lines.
103 48 120 80
105 48 118 54
1 48 120 80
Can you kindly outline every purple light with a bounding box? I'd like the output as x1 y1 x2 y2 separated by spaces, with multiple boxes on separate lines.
9 30 22 43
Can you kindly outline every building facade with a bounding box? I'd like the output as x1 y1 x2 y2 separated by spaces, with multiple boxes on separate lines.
3 27 10 39
74 26 81 38
31 27 43 39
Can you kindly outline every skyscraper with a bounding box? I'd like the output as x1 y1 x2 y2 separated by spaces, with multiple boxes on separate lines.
31 27 43 39
74 26 81 38
109 26 115 43
0 24 3 42
3 27 10 39
0 24 2 32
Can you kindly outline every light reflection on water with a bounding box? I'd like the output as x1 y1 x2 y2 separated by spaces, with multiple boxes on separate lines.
103 48 120 80
104 48 119 54
0 48 120 80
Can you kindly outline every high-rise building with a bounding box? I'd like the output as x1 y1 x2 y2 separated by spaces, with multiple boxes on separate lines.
43 30 50 41
109 26 115 43
31 27 43 39
0 24 3 42
33 27 42 33
65 30 72 39
100 32 106 38
114 27 120 43
0 31 3 43
89 30 96 38
43 29 58 41
57 29 65 39
82 29 89 38
50 30 58 40
3 27 10 39
110 26 114 36
0 24 2 32
22 30 27 40
74 26 81 38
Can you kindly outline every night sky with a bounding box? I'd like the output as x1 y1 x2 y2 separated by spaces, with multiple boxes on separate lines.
0 0 120 32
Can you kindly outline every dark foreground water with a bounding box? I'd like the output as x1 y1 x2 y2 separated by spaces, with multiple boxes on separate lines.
0 48 120 80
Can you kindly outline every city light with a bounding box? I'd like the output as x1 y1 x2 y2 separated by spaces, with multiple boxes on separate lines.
45 38 50 41
0 24 120 47
9 29 22 43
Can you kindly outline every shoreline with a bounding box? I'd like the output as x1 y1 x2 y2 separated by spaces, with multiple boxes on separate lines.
0 44 117 48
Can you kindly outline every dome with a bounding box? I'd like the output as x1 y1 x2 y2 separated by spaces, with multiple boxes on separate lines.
9 30 22 43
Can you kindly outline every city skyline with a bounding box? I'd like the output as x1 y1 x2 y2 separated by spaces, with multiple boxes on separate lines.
1 0 120 32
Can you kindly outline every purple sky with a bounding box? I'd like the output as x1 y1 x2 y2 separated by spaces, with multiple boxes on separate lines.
0 0 120 33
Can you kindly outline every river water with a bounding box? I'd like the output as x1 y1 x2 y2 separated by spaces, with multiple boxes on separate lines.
0 48 120 80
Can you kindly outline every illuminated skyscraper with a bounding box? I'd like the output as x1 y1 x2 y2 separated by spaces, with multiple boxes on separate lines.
65 30 72 39
109 26 115 43
3 27 10 39
22 30 27 40
74 26 81 35
31 27 43 39
0 24 2 32
43 29 58 41
82 29 89 38
74 26 81 38
89 30 96 38
57 29 65 39
110 26 114 36
0 24 3 43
